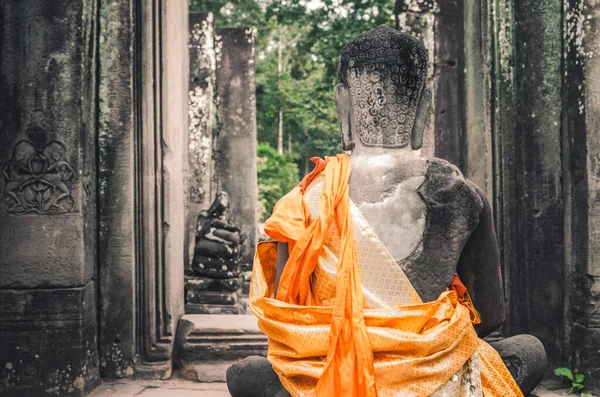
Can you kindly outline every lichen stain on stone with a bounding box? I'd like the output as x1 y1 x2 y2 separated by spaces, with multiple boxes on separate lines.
494 0 515 85
100 343 133 379
566 1 594 114
215 35 224 64
97 1 132 207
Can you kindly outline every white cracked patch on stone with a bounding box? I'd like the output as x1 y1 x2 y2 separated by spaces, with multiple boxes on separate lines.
357 176 427 262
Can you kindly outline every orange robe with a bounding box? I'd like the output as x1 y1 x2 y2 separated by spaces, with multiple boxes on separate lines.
250 154 523 397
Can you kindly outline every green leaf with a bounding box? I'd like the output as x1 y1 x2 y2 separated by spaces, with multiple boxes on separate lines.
571 383 584 392
581 393 593 397
575 373 585 384
555 367 574 382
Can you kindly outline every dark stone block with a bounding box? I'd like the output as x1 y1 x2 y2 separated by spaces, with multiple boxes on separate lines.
226 356 290 397
0 283 99 397
490 335 547 396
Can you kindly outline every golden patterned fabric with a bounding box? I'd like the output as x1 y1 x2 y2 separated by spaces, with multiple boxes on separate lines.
251 154 523 397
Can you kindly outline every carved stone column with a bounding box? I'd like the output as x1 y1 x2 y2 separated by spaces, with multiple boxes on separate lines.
0 1 99 395
97 0 187 379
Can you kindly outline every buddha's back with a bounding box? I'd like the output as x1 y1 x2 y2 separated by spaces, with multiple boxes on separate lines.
350 156 484 303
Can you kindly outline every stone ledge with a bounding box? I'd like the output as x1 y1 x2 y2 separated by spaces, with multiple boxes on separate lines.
530 385 578 397
530 378 598 397
88 379 231 397
174 314 267 382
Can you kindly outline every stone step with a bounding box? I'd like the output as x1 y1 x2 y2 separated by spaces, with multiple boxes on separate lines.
88 379 231 397
174 314 267 382
530 384 596 397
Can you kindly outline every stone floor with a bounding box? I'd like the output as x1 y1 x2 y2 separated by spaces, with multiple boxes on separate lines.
88 378 576 397
88 379 231 397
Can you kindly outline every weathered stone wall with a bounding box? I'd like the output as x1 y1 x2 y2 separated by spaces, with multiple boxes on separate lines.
214 28 258 264
187 12 217 268
0 1 99 395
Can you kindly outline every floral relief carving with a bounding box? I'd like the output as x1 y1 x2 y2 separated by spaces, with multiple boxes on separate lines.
3 140 75 215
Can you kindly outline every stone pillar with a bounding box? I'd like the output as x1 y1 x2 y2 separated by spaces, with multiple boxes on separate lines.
187 12 217 269
214 28 258 265
489 0 521 340
0 1 99 396
566 0 600 388
97 0 137 378
510 0 564 366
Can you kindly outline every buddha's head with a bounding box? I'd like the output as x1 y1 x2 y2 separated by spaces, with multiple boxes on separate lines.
335 25 431 153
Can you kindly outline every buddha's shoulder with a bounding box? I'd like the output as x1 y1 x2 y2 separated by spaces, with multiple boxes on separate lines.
420 157 483 212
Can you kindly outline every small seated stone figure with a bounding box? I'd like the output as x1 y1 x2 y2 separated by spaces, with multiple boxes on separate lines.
191 191 246 278
187 192 248 313
228 25 546 397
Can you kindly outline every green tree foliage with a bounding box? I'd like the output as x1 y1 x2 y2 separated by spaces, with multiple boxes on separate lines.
256 143 299 221
190 0 396 215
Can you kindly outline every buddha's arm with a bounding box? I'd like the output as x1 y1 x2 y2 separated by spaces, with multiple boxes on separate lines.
274 242 289 297
456 185 506 338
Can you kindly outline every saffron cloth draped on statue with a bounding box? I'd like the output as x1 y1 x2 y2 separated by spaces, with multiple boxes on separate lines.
250 154 523 397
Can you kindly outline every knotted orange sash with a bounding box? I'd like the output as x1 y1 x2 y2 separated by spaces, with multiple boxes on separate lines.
251 154 523 397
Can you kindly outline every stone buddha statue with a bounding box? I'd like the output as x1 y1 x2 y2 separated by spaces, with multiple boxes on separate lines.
228 25 546 397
